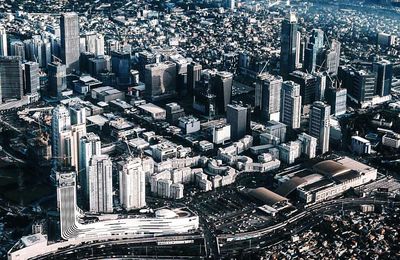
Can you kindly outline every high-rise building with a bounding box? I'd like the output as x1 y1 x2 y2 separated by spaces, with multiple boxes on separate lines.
314 71 327 101
88 155 113 213
304 29 324 73
297 133 317 159
289 70 317 106
145 61 177 101
324 39 341 75
212 71 233 114
157 179 172 198
326 87 347 116
48 61 67 97
309 101 331 154
79 133 101 202
10 41 25 60
60 12 80 73
138 51 156 81
338 66 376 106
187 62 202 95
255 73 282 121
52 105 73 168
0 56 23 102
0 27 8 56
23 61 40 95
226 103 249 141
280 81 302 129
55 169 78 240
85 32 104 57
111 50 131 86
373 60 392 97
170 183 184 200
280 12 298 79
118 157 146 211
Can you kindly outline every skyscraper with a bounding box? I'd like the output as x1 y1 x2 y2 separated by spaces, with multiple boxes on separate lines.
0 27 8 56
60 12 80 73
10 41 25 60
255 73 282 121
48 61 67 97
338 66 376 106
280 81 302 129
118 157 146 211
326 86 347 116
314 71 327 101
0 56 23 102
70 104 87 172
289 70 317 106
297 133 317 159
212 71 233 114
280 12 298 79
79 133 101 203
23 61 40 95
145 61 177 101
56 169 78 240
226 103 249 141
373 60 392 97
111 50 131 86
324 39 341 75
187 62 202 95
303 29 324 73
309 101 331 154
88 155 113 213
52 105 73 168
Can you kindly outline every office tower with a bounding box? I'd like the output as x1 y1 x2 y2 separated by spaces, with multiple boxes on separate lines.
373 60 392 97
324 39 341 75
212 71 233 114
23 61 40 95
326 87 347 116
111 50 131 86
280 81 302 129
88 155 113 213
295 31 302 69
289 70 317 106
60 12 80 73
10 41 25 60
69 103 87 172
88 56 107 77
56 169 78 240
297 133 317 159
309 101 331 154
226 103 249 141
266 120 287 143
138 51 156 81
280 12 298 79
118 157 146 211
0 27 8 56
106 39 119 55
187 62 202 95
193 79 217 118
166 102 185 124
314 71 327 101
0 56 23 102
69 103 86 125
338 66 376 106
48 61 67 97
255 73 282 121
145 61 177 101
304 29 324 73
52 105 73 168
85 32 104 56
79 133 101 202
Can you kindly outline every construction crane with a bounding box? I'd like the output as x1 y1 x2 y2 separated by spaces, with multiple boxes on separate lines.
52 55 62 63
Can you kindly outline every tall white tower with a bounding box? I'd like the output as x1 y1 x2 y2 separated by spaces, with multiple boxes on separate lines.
118 157 146 211
0 27 8 56
280 80 302 129
79 132 101 202
88 155 113 213
52 105 73 168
